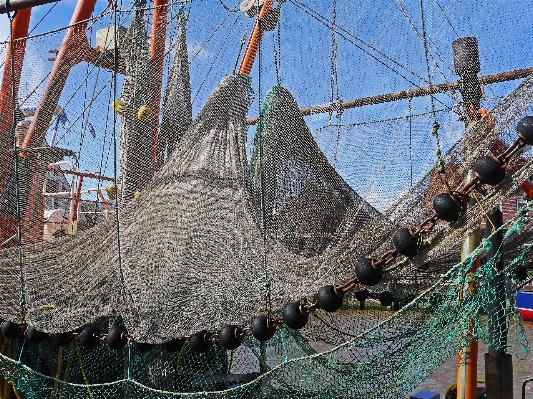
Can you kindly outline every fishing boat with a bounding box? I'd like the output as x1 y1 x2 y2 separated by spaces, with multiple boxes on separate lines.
0 1 532 398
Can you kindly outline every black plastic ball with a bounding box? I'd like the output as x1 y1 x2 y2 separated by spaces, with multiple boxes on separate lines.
133 341 153 353
517 116 533 145
354 290 369 302
79 325 100 350
1 321 21 338
317 285 344 312
474 156 505 186
283 302 308 330
251 315 276 342
379 291 393 307
218 325 243 350
52 332 74 346
189 330 212 353
26 326 47 343
393 228 419 257
107 326 127 350
433 193 462 223
162 338 186 352
354 258 383 286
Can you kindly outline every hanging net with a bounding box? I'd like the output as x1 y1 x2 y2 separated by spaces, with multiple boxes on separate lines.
0 0 532 398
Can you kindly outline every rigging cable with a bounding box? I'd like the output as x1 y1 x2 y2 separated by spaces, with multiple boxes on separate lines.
330 0 341 169
419 0 445 173
192 13 240 104
288 0 454 110
5 0 26 316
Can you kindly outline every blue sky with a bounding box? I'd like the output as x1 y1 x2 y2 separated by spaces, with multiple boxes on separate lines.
1 0 532 210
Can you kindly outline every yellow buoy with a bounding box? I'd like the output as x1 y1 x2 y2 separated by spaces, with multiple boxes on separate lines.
134 190 140 198
111 99 124 114
105 183 118 200
137 105 152 120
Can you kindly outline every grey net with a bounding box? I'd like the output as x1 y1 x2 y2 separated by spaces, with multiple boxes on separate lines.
1 1 533 398
250 85 380 257
118 1 153 204
157 13 192 168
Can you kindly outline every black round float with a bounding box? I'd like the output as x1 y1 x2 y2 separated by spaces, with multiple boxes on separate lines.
517 116 533 145
393 228 419 257
189 330 212 353
107 326 128 350
133 340 153 353
354 258 383 286
283 302 309 330
79 325 100 350
379 291 393 307
251 315 276 342
474 156 505 186
433 193 462 223
354 290 369 303
1 321 21 338
218 325 243 350
26 326 47 343
162 338 186 352
317 285 344 312
52 332 74 347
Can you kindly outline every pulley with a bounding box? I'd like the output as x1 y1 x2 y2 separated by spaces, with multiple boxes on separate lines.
79 324 100 350
240 0 264 18
317 285 344 312
189 330 213 353
354 258 383 286
218 325 243 350
107 326 128 350
283 302 309 330
392 228 419 257
251 315 276 341
432 193 462 223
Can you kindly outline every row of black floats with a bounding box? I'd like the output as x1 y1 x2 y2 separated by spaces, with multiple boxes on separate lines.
0 321 186 353
234 115 533 348
394 115 533 259
6 117 533 355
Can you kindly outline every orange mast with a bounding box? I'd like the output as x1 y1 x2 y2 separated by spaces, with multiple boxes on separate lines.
238 0 274 75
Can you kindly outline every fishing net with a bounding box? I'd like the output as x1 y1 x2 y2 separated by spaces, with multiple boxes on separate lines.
0 0 532 398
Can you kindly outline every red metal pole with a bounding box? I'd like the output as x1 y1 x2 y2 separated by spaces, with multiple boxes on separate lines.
149 0 168 175
0 9 31 244
15 0 96 243
21 0 97 150
0 8 31 133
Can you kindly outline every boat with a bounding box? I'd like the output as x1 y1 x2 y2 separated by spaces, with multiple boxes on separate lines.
517 285 533 322
0 0 532 398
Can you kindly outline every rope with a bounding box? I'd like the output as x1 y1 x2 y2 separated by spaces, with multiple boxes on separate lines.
76 342 93 399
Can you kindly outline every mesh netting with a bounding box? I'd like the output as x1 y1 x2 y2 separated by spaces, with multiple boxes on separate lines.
0 0 533 398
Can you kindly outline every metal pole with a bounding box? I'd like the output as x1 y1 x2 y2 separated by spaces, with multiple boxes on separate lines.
245 66 533 125
0 0 57 13
484 208 513 399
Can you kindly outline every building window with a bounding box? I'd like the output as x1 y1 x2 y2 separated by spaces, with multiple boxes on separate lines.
517 198 529 213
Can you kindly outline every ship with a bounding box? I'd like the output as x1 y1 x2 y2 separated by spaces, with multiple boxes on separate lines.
0 0 532 398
